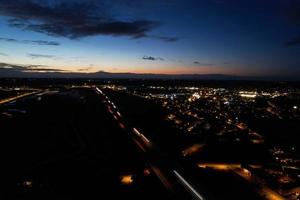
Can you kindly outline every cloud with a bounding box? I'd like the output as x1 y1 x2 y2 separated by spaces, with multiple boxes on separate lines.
0 52 7 56
25 68 65 72
142 56 164 61
77 67 94 72
27 53 57 59
150 35 180 42
0 37 60 46
194 61 216 66
0 0 160 39
0 62 66 73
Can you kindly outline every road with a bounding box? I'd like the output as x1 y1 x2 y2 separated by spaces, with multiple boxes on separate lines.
95 87 207 200
0 90 40 105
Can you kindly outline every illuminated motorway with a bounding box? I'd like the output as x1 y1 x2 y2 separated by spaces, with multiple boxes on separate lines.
0 90 40 105
96 87 209 200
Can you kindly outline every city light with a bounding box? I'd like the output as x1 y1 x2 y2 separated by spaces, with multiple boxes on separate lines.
120 175 134 185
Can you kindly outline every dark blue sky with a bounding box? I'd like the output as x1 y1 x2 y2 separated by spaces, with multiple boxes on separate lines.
0 0 300 79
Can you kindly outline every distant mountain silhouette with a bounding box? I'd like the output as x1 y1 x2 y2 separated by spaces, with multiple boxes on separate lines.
0 63 299 81
0 68 242 79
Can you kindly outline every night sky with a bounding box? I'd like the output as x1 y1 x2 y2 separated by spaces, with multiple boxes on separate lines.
0 0 300 79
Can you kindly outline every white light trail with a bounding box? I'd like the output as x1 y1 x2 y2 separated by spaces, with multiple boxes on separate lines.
173 170 204 200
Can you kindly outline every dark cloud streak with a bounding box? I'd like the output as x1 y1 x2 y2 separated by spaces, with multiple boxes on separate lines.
142 56 164 61
0 37 60 46
150 35 180 42
27 53 57 59
0 62 66 73
194 61 216 66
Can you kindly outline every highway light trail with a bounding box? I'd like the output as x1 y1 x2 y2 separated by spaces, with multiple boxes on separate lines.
96 87 207 200
150 164 173 191
173 170 204 200
119 122 125 130
0 91 39 105
95 87 102 94
133 127 151 145
133 138 147 152
113 115 118 120
140 133 150 143
96 87 173 189
116 111 121 117
133 128 141 135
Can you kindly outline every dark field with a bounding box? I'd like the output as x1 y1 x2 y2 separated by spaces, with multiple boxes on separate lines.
0 88 170 200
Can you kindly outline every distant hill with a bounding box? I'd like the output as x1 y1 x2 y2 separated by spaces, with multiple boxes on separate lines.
0 62 299 81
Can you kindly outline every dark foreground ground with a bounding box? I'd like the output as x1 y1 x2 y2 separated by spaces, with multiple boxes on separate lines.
0 88 170 200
